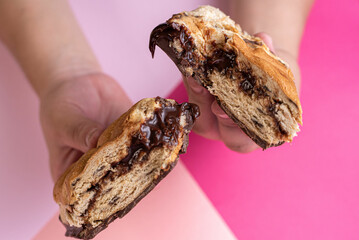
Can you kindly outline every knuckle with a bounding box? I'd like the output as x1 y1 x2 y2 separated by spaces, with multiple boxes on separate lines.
71 120 88 142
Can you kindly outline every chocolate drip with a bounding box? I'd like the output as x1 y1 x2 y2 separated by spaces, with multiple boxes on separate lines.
73 98 199 237
113 97 199 171
150 23 238 75
207 49 237 73
149 23 291 141
150 23 198 70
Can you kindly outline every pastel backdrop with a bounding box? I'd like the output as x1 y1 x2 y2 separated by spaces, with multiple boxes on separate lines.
0 0 358 239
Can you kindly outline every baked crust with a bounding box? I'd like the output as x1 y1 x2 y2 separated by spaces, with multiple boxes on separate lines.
53 98 155 206
150 6 303 149
53 97 199 239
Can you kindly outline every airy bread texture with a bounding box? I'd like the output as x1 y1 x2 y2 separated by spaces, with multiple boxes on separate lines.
53 97 199 239
150 5 303 149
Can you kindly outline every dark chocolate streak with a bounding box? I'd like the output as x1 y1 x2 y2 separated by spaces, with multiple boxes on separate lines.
150 23 273 98
149 22 291 148
113 98 199 172
150 23 237 77
268 100 288 136
64 160 179 240
214 96 284 149
63 98 199 239
207 49 236 72
150 23 200 72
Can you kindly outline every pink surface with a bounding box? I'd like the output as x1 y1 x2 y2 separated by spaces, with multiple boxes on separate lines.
2 0 358 239
0 1 224 239
69 0 222 103
0 44 57 239
33 162 236 240
168 0 359 239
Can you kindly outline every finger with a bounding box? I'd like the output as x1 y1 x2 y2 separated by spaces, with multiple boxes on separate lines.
62 114 105 152
49 146 83 182
254 32 275 53
183 76 220 140
211 101 259 153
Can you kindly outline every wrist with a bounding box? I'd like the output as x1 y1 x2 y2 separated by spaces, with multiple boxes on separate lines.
39 65 102 101
0 0 102 99
229 0 305 60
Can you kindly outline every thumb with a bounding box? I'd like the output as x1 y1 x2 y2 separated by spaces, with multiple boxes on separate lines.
254 32 275 53
183 76 220 140
64 116 105 152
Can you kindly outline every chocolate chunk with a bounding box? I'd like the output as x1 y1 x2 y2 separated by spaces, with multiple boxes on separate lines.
252 118 264 128
62 159 180 240
61 98 199 239
240 69 256 93
150 23 204 80
207 49 237 73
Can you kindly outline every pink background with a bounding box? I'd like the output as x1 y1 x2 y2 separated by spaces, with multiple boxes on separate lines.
1 0 359 239
173 0 359 239
34 162 236 240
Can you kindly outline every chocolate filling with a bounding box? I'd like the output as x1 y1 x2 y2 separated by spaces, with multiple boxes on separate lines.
150 22 290 140
71 98 199 233
150 23 264 94
207 49 237 73
150 23 237 79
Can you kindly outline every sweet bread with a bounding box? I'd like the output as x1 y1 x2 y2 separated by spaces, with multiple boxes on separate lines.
150 6 302 149
53 97 199 239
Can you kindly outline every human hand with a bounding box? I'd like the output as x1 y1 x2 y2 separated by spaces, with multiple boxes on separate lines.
183 33 301 153
40 73 132 182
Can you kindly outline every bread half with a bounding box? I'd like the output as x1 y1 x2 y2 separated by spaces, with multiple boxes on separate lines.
150 6 302 149
53 97 199 239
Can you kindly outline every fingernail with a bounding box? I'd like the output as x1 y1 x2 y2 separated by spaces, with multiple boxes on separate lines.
254 32 275 53
86 128 99 147
187 77 204 94
211 101 230 119
216 112 230 119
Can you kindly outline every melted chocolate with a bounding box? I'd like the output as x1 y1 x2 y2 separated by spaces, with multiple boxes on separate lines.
114 97 199 171
207 49 236 73
81 98 199 229
240 70 256 93
150 23 239 79
149 22 290 143
150 23 198 70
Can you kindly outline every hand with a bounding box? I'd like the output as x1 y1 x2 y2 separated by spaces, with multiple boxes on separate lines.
40 73 132 182
183 33 301 153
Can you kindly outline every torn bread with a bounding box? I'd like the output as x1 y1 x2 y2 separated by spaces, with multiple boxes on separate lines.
53 97 199 239
150 5 302 149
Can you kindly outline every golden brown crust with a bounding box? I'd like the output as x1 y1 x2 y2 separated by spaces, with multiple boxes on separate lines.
53 98 159 206
231 34 302 115
167 6 302 117
53 97 200 239
150 6 302 148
